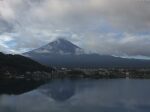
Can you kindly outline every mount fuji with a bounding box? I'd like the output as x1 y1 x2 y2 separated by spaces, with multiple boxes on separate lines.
23 38 150 68
27 38 84 55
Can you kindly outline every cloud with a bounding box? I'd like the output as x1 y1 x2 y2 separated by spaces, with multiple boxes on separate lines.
0 0 150 57
80 33 150 57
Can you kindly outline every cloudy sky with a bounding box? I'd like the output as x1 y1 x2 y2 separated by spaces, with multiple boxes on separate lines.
0 0 150 58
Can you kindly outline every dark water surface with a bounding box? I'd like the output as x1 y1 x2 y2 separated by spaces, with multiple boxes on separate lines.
0 79 150 112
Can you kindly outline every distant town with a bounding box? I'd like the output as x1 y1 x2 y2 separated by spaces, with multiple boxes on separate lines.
2 68 150 82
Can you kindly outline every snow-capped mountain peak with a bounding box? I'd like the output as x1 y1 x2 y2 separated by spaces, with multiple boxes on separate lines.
26 38 84 55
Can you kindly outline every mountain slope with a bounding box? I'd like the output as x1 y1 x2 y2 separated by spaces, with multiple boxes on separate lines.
0 52 53 74
23 39 150 68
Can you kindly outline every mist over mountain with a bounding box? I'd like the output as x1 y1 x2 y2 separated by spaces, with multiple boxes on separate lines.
23 38 150 68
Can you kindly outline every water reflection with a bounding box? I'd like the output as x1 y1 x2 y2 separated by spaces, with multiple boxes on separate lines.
0 79 150 112
39 79 75 101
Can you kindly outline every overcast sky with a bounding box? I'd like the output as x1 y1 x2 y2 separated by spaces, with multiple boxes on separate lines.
0 0 150 58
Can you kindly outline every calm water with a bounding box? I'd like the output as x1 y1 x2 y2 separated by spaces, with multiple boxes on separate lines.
0 79 150 112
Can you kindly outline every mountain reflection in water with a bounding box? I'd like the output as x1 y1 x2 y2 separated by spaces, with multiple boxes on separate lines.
0 79 150 112
39 79 75 101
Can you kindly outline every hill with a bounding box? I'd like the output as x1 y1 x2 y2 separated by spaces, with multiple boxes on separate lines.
0 52 53 77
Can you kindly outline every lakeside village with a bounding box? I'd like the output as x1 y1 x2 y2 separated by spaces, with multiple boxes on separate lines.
2 68 150 81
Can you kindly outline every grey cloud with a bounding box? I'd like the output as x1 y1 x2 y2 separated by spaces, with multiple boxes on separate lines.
4 0 150 32
0 0 150 57
80 33 150 57
0 18 13 33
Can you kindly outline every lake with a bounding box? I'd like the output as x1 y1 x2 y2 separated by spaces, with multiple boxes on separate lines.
0 79 150 112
